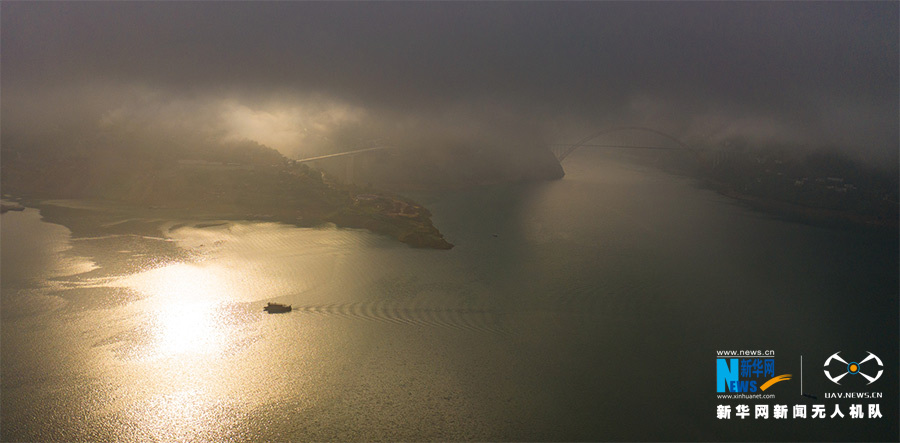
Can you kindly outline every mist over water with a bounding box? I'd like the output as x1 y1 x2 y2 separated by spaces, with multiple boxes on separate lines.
2 153 895 441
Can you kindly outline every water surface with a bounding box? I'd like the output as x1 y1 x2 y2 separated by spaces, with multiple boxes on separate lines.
2 152 897 441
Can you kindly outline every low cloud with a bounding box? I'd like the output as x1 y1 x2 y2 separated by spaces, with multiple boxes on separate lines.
2 1 896 167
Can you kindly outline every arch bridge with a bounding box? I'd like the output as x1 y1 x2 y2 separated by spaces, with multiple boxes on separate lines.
294 127 725 183
549 126 699 162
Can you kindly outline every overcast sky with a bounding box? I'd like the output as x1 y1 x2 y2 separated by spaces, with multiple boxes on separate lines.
2 1 897 164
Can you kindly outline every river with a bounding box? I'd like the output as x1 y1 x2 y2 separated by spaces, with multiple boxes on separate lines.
2 151 897 441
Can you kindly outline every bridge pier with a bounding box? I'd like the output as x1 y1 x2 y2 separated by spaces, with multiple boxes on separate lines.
345 154 355 184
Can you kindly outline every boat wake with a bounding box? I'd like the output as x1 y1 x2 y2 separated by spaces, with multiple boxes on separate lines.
289 298 508 335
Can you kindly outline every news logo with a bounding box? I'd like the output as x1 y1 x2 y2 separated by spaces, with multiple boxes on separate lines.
716 354 791 393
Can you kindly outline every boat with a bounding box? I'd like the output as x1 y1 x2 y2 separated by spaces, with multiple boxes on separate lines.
263 302 292 313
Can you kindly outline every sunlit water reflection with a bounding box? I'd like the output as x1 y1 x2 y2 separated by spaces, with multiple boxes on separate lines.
108 263 232 358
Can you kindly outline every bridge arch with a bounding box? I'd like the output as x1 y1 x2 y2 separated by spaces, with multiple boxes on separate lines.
552 126 695 162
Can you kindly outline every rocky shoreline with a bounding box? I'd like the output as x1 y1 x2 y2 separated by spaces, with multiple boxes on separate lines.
0 201 25 214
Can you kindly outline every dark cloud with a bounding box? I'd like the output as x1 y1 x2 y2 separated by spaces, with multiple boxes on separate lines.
2 1 897 164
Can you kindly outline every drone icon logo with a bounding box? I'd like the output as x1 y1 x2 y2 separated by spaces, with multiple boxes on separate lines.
823 351 883 385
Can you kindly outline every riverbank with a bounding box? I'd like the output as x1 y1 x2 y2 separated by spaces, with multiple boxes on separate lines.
1 144 452 249
705 178 899 233
5 196 453 250
612 147 898 234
